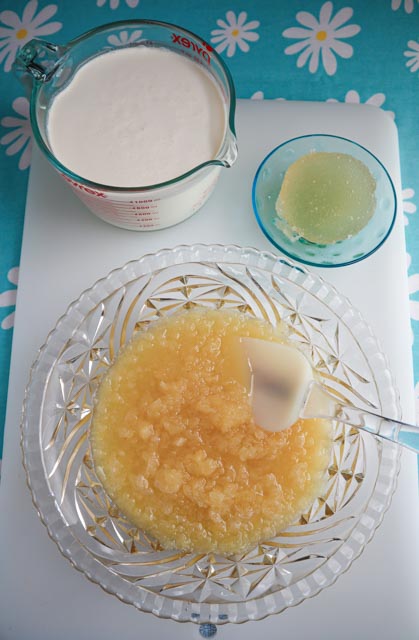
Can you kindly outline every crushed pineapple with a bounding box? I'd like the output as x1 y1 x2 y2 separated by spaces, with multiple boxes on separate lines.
91 309 332 554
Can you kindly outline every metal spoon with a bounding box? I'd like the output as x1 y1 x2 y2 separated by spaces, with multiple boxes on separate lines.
241 337 419 454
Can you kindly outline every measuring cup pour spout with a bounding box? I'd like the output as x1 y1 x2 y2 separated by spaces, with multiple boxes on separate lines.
14 38 68 89
219 129 238 168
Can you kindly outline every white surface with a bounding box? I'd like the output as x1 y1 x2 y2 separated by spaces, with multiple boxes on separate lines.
1 100 418 640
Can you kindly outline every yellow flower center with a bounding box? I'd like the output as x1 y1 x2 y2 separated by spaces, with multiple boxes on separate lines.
231 28 240 37
16 28 28 40
316 30 327 41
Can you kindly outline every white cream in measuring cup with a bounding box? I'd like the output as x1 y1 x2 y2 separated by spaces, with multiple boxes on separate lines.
14 22 237 230
48 47 226 188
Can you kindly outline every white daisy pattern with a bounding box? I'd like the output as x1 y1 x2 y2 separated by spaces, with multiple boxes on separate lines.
403 188 417 226
107 29 143 47
210 11 260 58
283 2 360 76
0 267 19 331
0 0 61 73
0 97 32 170
392 0 417 13
327 89 395 119
251 91 286 101
404 40 419 73
97 0 139 9
407 253 419 324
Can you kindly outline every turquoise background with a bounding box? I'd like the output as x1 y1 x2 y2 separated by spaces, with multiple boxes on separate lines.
1 0 419 468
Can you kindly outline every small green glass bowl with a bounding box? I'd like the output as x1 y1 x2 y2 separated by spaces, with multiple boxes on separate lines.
252 134 397 268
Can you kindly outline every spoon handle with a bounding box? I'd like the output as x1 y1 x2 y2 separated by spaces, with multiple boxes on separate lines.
303 382 419 454
332 402 419 453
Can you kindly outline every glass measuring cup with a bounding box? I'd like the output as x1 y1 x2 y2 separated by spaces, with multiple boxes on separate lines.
14 20 238 231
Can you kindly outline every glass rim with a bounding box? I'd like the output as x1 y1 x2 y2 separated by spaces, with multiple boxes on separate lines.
29 19 237 193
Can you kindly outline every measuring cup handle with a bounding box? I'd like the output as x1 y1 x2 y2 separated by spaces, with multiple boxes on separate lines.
13 38 68 88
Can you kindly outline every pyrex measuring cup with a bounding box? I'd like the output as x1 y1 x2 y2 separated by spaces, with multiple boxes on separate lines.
14 20 238 231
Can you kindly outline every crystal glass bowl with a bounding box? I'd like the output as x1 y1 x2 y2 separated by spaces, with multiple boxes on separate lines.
252 135 397 267
21 244 400 624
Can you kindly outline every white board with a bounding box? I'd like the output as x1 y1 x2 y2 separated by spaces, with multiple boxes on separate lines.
0 100 418 639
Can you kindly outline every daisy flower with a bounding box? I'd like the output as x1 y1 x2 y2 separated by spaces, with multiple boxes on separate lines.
404 40 419 73
251 91 286 100
408 253 419 323
327 90 395 119
97 0 139 9
392 0 417 13
0 97 32 170
283 2 360 76
107 29 143 47
210 11 260 58
0 0 61 73
402 188 417 226
0 267 19 330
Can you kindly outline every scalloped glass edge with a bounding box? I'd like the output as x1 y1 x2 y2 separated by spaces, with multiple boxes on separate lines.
20 243 401 625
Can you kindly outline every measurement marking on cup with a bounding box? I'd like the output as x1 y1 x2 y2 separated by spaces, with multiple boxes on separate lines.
104 207 160 214
100 204 159 210
111 208 159 212
106 202 160 209
116 207 159 211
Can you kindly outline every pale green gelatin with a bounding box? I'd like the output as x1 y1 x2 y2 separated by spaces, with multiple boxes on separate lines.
275 152 377 244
